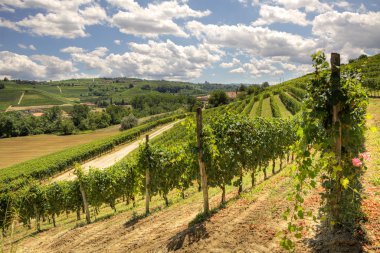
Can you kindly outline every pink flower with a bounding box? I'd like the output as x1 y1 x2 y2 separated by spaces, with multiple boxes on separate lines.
359 152 370 161
352 158 362 167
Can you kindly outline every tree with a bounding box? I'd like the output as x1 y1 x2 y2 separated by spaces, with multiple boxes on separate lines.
208 90 228 107
88 111 111 130
247 85 260 95
120 114 138 131
0 83 4 89
238 84 247 92
106 105 130 124
71 104 90 126
261 82 269 89
60 119 75 135
358 54 367 60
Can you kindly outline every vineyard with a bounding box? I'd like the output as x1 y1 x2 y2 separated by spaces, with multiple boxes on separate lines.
0 53 379 252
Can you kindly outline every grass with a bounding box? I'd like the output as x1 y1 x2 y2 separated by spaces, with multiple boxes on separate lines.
19 90 63 106
0 125 120 168
261 97 273 118
365 98 380 186
249 101 259 118
274 95 293 118
0 89 22 110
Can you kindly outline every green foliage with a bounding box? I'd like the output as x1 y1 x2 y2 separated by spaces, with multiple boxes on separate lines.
372 178 380 186
60 119 75 135
106 105 130 125
287 86 307 101
282 51 368 250
208 90 229 107
120 114 138 131
72 104 90 127
255 96 263 116
279 91 301 115
270 94 281 118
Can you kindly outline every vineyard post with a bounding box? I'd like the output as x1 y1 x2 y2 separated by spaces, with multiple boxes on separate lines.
331 53 342 163
331 52 342 221
145 134 151 215
79 182 91 224
196 108 209 214
75 165 91 224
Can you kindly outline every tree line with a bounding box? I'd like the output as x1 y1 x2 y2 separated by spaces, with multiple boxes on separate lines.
0 104 133 138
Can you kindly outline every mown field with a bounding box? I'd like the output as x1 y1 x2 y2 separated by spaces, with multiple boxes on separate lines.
0 125 120 168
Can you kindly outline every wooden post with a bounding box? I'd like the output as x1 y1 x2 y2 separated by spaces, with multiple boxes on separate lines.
145 135 151 215
331 53 342 164
196 108 209 213
79 182 91 224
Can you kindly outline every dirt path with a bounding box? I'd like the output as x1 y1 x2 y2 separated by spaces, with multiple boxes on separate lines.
51 120 182 182
17 91 25 105
7 104 72 111
57 86 62 93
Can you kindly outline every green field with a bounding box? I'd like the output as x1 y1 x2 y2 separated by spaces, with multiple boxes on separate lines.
0 88 23 110
19 90 64 106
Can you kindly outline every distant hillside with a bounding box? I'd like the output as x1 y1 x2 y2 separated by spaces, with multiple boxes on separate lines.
0 77 238 115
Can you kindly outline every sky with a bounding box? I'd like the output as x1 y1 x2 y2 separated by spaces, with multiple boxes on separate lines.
0 0 379 84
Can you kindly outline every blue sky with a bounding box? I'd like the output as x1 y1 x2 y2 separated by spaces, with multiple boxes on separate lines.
0 0 379 84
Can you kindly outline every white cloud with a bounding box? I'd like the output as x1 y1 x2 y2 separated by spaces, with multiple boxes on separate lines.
17 43 27 49
252 5 310 26
17 43 36 50
114 40 121 45
108 0 210 38
60 47 85 54
242 58 278 77
31 55 78 79
186 21 317 64
230 67 245 74
0 51 77 80
61 40 223 80
0 5 15 12
0 1 107 38
312 11 380 51
333 1 352 10
107 40 222 80
220 58 241 68
275 0 333 13
63 47 112 74
0 18 20 31
358 3 367 14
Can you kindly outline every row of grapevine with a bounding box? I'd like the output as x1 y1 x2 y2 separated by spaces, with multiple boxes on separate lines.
255 96 264 116
0 114 186 183
0 113 298 233
270 94 281 118
287 86 307 101
279 91 302 115
241 96 257 116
